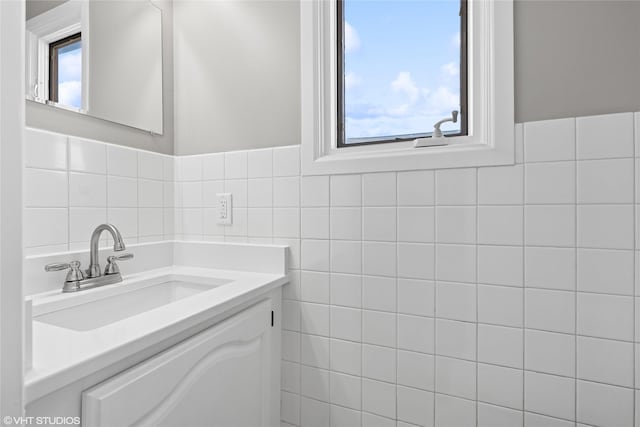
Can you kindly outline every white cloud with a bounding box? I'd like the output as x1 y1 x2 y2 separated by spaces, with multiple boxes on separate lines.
345 72 362 90
344 71 461 139
344 21 360 53
428 86 459 111
391 72 419 104
441 62 459 77
58 80 81 108
387 104 411 117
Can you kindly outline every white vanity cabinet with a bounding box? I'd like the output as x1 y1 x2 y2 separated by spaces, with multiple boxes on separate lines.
25 243 287 427
82 299 278 427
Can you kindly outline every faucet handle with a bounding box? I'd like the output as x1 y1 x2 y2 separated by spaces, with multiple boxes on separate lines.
45 262 72 272
45 260 85 283
105 253 134 275
109 253 133 262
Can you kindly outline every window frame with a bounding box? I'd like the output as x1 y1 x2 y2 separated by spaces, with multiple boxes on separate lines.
301 0 514 175
336 0 469 147
48 32 82 104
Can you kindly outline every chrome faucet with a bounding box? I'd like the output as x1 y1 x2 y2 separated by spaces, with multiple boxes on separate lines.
87 223 126 278
45 223 134 293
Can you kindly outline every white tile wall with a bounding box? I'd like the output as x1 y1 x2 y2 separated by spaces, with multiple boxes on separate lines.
24 129 175 255
23 112 640 426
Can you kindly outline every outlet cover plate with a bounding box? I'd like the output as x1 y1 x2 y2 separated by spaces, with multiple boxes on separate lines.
216 193 232 224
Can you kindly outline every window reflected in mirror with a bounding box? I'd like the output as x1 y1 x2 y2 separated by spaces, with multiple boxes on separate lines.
25 0 164 134
49 32 82 109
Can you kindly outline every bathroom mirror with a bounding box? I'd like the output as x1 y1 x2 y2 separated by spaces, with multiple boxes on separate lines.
25 0 164 134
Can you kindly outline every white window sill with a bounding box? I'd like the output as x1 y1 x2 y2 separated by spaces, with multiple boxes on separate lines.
302 137 515 175
27 97 84 114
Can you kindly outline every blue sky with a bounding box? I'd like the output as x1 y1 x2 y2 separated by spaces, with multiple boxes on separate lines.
344 0 461 141
57 40 82 109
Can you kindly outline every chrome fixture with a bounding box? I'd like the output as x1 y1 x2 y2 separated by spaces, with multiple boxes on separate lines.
104 253 134 275
414 110 459 148
432 110 459 138
45 224 133 293
87 224 126 278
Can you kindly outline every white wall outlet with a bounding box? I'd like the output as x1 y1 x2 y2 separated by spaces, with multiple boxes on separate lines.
216 193 232 225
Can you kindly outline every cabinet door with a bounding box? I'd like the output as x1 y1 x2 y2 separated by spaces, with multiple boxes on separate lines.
82 300 273 427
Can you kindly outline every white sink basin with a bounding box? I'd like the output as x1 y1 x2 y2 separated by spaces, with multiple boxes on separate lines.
35 278 231 331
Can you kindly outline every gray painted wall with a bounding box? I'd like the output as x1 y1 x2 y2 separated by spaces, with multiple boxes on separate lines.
25 0 174 155
173 0 300 156
514 0 640 123
88 1 164 134
26 0 66 20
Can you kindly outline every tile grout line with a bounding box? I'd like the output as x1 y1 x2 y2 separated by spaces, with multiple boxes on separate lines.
475 167 479 426
360 174 364 422
245 153 249 242
298 151 303 426
65 137 71 251
105 148 110 240
522 124 527 421
433 170 438 427
200 158 204 240
327 174 332 423
394 172 399 423
221 155 226 241
633 113 637 427
222 154 227 242
574 117 578 425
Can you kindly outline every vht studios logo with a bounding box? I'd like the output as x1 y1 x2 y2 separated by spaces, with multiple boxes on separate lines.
3 416 80 425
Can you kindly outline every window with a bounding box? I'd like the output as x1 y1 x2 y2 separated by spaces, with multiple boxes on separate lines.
300 0 514 175
337 0 468 146
25 0 85 111
48 32 82 108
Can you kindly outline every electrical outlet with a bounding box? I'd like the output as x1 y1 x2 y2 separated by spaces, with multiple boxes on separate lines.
216 193 232 224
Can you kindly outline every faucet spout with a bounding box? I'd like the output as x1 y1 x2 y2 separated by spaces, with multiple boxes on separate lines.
87 224 125 278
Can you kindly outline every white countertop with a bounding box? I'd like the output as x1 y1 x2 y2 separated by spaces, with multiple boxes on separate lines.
24 265 287 403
